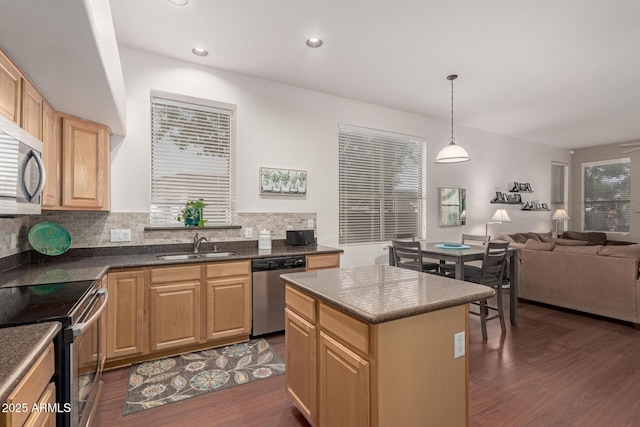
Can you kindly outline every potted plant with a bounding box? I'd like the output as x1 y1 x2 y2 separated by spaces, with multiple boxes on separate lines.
177 198 208 227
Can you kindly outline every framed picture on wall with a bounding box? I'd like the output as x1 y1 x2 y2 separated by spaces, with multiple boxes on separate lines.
260 167 307 196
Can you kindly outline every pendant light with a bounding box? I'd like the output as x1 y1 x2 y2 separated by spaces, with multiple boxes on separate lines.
435 74 470 164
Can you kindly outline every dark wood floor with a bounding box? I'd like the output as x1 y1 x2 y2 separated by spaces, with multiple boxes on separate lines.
94 299 640 426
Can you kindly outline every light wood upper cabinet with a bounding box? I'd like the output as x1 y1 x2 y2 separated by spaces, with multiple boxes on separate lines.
41 100 59 208
21 79 44 140
0 49 22 126
60 114 110 210
107 269 147 360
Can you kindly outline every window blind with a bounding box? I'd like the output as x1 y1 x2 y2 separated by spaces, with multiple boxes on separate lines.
550 162 568 232
150 94 235 225
338 124 426 244
582 158 630 233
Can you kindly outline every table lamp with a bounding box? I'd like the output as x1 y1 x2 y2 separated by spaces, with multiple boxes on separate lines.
486 209 511 237
551 209 570 237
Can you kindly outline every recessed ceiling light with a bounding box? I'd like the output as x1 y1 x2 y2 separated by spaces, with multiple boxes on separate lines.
192 47 208 56
306 38 323 48
169 0 189 5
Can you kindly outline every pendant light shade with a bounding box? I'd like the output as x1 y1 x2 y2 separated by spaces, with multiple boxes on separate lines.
436 74 470 164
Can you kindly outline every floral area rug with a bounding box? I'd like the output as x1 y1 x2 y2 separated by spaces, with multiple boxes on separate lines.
122 338 285 415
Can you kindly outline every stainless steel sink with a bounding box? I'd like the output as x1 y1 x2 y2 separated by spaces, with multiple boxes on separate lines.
156 254 201 261
198 252 239 258
156 252 239 261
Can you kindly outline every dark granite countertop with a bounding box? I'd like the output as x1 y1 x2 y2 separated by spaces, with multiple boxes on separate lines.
0 243 343 287
0 322 61 403
281 265 495 324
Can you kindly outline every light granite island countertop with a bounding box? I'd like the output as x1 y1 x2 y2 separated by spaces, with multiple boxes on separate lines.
281 264 495 324
280 264 496 427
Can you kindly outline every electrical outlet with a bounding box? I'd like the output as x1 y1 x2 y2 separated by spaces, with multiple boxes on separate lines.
110 229 132 242
286 225 293 230
10 234 16 249
454 332 465 359
307 218 314 229
245 227 253 238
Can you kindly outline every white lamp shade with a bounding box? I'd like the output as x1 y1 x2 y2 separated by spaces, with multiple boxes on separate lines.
490 209 512 223
551 209 571 220
435 143 470 164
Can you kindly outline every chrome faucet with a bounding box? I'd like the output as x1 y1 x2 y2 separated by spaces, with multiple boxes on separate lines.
193 233 209 253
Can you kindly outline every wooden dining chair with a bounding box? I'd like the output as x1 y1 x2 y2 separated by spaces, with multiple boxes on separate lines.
440 234 491 276
464 241 509 340
392 239 440 273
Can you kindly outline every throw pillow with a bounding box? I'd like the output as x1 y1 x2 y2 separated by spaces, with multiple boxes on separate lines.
523 239 555 251
522 232 542 242
597 244 640 259
509 233 528 244
535 232 553 243
563 231 607 246
494 232 515 243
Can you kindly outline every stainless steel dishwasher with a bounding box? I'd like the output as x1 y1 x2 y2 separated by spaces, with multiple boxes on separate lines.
251 255 306 336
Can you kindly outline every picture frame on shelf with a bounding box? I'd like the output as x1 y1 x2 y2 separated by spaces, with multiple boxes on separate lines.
541 203 549 210
491 191 506 203
510 182 521 192
518 182 529 192
260 167 307 196
525 183 533 191
535 203 542 209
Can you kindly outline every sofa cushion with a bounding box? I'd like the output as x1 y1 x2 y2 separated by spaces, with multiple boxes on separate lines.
523 239 555 251
563 231 607 246
509 233 528 243
553 245 601 255
597 244 640 259
553 238 590 246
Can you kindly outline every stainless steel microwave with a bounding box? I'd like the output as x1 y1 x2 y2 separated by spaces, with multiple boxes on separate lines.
0 114 45 215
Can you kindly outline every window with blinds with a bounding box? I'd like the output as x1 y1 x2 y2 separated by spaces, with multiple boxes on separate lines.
582 158 630 233
550 162 568 232
338 124 426 244
150 92 235 225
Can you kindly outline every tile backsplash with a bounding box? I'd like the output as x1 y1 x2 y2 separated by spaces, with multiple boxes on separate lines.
0 211 316 258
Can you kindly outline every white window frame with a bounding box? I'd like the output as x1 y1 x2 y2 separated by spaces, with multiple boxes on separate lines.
550 161 569 233
149 90 236 225
338 123 427 245
581 157 631 234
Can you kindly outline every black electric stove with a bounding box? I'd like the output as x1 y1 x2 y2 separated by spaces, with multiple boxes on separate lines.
0 280 97 327
0 279 104 427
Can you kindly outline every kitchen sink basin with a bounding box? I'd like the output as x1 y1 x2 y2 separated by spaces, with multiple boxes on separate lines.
156 252 240 261
156 254 201 261
198 252 240 258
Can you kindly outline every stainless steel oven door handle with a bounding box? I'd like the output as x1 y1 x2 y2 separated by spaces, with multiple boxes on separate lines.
72 288 108 337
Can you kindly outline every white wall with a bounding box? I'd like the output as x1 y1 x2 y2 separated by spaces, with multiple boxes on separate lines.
113 46 571 267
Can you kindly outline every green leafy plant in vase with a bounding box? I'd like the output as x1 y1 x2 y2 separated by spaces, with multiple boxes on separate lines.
177 199 208 227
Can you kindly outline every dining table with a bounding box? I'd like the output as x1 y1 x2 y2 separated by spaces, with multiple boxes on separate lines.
389 241 519 325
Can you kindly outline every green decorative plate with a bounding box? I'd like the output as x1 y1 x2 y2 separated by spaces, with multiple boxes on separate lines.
28 222 72 256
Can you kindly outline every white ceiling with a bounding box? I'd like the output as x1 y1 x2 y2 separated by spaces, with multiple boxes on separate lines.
2 0 640 148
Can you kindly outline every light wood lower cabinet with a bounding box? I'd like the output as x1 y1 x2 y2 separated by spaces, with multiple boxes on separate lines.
306 253 340 271
2 343 55 427
285 308 317 425
106 260 252 366
205 260 251 341
22 382 56 427
149 265 201 352
284 284 469 427
107 269 146 359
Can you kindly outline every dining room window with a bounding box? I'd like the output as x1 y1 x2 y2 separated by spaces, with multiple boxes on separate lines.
338 123 427 244
582 157 631 233
149 91 236 225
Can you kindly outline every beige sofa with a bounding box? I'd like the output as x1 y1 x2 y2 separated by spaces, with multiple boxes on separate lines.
496 233 640 326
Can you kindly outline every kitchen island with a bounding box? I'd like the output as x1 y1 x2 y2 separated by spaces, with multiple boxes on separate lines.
281 265 495 427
